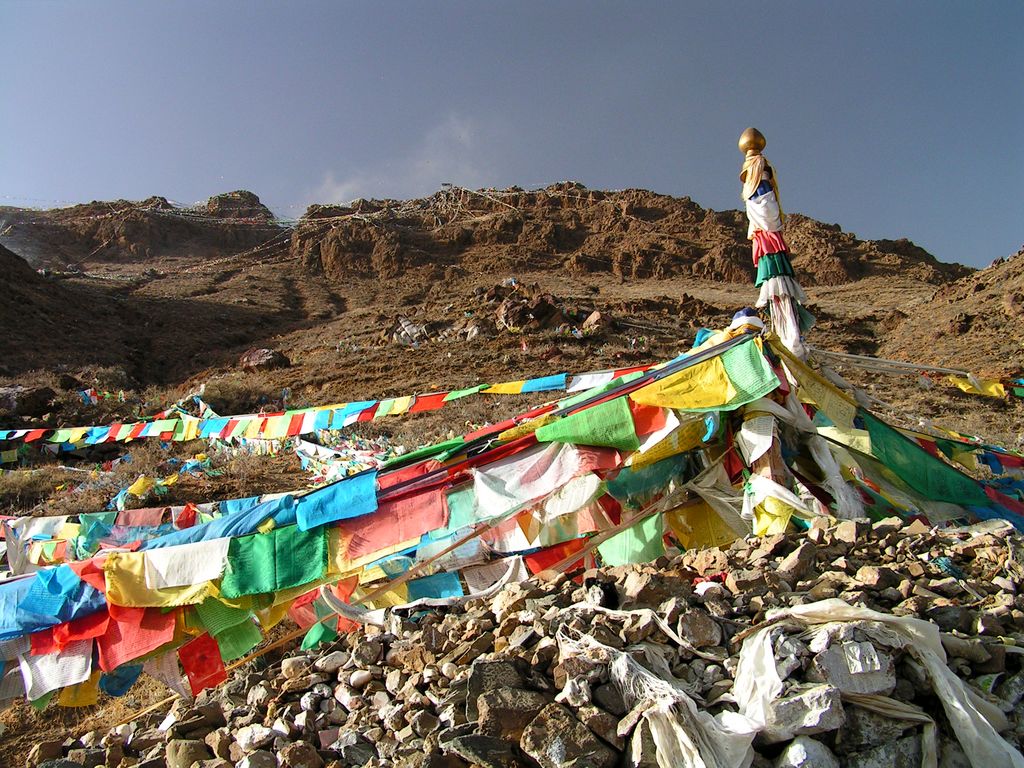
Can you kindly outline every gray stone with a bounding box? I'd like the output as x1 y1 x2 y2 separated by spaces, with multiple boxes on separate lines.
465 660 524 720
834 519 870 544
235 725 276 753
726 569 768 594
312 650 348 674
204 729 232 760
477 687 552 741
676 608 722 648
444 734 519 768
409 709 441 738
329 731 378 765
520 703 618 768
592 683 628 717
835 705 912 753
38 762 86 768
774 736 840 768
164 740 211 768
777 542 818 583
807 642 895 695
938 735 971 768
845 734 922 768
280 657 309 679
28 741 65 766
855 566 900 590
626 719 659 768
762 685 845 744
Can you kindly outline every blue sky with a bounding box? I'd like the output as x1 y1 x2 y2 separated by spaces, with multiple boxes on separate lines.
2 1 1020 267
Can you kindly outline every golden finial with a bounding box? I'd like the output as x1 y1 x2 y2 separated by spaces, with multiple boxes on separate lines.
738 127 766 155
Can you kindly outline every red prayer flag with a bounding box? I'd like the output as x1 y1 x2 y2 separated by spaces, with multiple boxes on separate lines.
29 627 58 655
96 606 177 672
53 608 111 651
287 587 320 629
356 404 379 422
628 401 668 437
330 575 361 633
68 556 108 593
523 538 587 574
179 633 227 696
175 502 199 530
408 392 448 413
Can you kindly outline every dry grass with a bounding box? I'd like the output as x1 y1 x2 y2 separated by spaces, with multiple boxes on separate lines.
200 373 283 416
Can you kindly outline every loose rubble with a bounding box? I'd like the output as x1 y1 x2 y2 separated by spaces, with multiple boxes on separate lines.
31 516 1024 767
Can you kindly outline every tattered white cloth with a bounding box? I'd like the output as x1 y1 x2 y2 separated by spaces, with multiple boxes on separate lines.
17 638 92 700
143 537 231 589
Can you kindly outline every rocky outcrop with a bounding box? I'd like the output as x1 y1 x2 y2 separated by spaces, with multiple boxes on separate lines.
289 184 971 286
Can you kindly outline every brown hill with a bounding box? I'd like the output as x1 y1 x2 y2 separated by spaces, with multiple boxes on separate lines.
6 184 1014 446
290 183 970 287
879 245 1024 378
0 191 280 268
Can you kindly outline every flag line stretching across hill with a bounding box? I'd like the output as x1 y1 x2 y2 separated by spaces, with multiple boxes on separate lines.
1 332 1023 710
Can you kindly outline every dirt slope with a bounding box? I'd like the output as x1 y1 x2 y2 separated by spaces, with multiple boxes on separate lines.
879 246 1024 378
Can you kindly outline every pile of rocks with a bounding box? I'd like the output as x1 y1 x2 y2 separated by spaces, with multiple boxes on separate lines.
31 516 1024 768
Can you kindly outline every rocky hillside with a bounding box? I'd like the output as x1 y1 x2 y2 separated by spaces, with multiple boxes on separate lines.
0 191 281 268
880 245 1024 377
290 183 971 286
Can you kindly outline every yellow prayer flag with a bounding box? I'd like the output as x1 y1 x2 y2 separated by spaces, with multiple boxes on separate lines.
256 600 291 631
103 551 213 608
498 414 557 441
57 671 101 707
126 476 155 496
630 355 737 411
946 375 1006 399
486 381 526 395
752 496 794 537
630 416 707 469
389 396 414 415
666 501 744 549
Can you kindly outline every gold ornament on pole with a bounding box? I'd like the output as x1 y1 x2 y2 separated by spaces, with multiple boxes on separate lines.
738 127 766 155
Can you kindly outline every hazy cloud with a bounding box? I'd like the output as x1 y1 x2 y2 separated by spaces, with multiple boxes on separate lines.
305 114 498 207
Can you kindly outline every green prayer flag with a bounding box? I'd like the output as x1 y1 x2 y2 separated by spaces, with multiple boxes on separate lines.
214 619 263 662
383 438 465 469
443 384 489 401
220 525 327 599
862 410 987 505
720 340 781 404
301 620 338 650
598 514 665 566
196 598 252 636
536 396 641 451
30 691 54 711
445 486 477 531
607 455 687 508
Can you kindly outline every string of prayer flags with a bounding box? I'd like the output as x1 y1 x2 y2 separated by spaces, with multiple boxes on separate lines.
861 410 989 505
